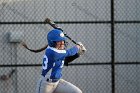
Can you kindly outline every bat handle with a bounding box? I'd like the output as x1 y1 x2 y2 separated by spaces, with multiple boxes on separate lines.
56 27 63 31
64 34 77 44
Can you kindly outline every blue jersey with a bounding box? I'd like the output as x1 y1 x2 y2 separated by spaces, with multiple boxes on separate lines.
41 46 79 79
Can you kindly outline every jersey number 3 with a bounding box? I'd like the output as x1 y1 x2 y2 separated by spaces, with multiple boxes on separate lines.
42 55 48 70
42 55 64 70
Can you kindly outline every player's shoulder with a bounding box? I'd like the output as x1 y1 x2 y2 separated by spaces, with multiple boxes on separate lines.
46 46 66 60
47 46 66 54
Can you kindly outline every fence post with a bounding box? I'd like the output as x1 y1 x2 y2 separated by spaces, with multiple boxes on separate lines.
111 0 115 93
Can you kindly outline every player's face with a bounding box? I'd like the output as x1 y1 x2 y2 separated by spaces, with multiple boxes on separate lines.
56 41 65 50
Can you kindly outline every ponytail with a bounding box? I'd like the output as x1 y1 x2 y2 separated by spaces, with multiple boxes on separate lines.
21 42 48 53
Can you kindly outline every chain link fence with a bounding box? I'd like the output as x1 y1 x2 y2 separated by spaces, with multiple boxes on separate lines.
0 0 140 93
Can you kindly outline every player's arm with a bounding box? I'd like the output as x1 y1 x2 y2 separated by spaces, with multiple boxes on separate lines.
64 53 80 66
65 46 79 57
64 43 86 66
64 46 79 66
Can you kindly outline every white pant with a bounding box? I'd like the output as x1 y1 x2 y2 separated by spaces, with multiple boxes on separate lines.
36 76 82 93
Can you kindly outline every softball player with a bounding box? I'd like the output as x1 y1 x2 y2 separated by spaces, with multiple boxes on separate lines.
36 29 86 93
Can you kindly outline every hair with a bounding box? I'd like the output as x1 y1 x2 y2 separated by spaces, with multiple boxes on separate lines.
21 42 48 53
21 41 68 53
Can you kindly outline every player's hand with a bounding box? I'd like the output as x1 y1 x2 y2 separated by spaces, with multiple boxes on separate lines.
77 42 86 55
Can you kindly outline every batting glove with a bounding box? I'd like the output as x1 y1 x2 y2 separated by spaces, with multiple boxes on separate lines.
77 42 86 55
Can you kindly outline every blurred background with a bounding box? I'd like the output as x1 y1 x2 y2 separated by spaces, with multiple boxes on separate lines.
0 0 140 93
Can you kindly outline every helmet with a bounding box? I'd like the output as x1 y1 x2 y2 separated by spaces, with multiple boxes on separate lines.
47 29 66 47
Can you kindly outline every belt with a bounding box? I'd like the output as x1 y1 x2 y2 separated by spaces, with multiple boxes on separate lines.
46 78 59 82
